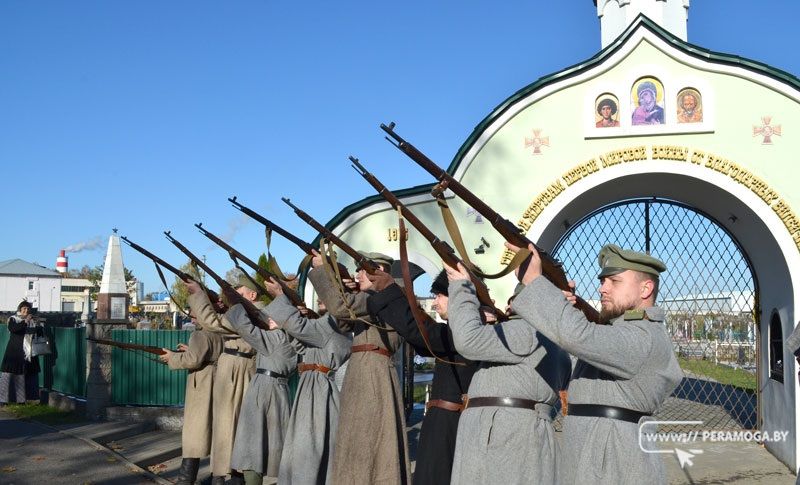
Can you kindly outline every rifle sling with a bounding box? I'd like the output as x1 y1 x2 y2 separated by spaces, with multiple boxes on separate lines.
398 211 464 366
433 192 532 280
154 262 191 318
319 240 387 332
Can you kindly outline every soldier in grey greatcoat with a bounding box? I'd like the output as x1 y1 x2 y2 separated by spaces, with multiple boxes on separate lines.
308 250 411 485
224 299 297 485
443 263 571 485
159 317 224 485
185 278 257 485
507 242 683 485
262 277 352 485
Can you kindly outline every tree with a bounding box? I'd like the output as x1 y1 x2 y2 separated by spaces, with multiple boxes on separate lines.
170 261 202 312
69 264 135 301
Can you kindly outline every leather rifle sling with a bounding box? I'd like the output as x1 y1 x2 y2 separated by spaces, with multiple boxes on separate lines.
398 211 464 366
432 189 532 280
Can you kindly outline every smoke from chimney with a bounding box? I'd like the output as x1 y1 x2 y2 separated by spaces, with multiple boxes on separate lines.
64 236 104 253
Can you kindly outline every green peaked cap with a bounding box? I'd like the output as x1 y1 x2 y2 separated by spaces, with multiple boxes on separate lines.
597 244 666 279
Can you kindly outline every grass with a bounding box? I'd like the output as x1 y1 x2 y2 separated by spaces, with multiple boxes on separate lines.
3 403 85 426
413 384 429 403
678 356 757 393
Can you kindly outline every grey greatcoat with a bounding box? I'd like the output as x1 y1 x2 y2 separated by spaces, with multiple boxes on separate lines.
513 277 683 485
266 295 352 485
447 280 570 485
187 291 256 477
226 303 297 477
307 268 411 485
167 327 223 458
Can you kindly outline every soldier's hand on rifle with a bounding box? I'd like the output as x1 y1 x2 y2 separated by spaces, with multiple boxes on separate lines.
443 261 470 282
177 343 189 352
480 305 498 324
342 278 359 292
562 280 578 306
311 249 324 268
264 277 284 298
365 269 395 292
159 349 173 363
297 306 309 316
505 242 542 285
185 279 201 295
268 318 280 330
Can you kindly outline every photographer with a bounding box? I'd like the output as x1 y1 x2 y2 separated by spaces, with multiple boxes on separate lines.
1 301 43 405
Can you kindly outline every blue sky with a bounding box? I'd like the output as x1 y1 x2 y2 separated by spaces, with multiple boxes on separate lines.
1 1 798 295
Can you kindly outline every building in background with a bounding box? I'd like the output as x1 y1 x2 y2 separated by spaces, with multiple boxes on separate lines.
60 278 93 313
0 259 62 312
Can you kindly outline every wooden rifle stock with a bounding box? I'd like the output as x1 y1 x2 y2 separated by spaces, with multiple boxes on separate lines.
381 122 600 323
87 337 177 356
164 231 272 331
350 156 507 319
195 223 319 318
121 236 221 308
281 197 380 274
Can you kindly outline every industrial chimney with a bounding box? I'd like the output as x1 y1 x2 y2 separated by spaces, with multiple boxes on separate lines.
56 249 68 274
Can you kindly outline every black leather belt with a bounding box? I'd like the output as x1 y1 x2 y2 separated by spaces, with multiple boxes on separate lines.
568 403 650 423
223 348 256 359
255 368 287 379
464 396 541 410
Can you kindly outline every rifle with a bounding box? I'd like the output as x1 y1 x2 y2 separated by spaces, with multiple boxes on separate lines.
350 157 506 319
195 222 319 318
87 337 179 356
228 196 353 280
282 197 380 274
121 236 221 309
164 231 272 331
381 122 600 323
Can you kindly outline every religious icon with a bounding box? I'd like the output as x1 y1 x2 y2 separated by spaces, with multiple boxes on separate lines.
631 77 665 125
595 94 620 127
677 88 703 123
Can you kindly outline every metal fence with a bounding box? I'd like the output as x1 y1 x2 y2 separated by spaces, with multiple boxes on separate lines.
0 325 87 397
553 199 757 430
111 329 190 406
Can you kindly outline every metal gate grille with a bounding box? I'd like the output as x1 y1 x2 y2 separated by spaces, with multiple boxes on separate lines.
553 199 758 430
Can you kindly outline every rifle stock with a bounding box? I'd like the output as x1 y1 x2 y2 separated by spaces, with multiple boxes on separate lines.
282 197 380 274
381 122 600 323
164 231 272 331
350 156 507 319
195 222 319 318
87 337 176 356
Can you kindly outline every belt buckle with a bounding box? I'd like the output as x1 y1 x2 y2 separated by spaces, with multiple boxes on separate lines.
461 394 470 410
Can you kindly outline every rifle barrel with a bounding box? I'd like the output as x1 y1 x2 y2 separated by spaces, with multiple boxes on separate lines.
228 196 314 254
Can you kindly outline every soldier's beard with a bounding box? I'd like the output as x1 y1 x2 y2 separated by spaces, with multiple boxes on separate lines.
598 307 624 324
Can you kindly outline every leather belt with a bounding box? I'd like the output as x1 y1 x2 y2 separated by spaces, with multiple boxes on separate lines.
568 403 650 423
463 396 542 411
298 363 333 375
255 368 287 379
351 344 391 358
426 397 465 413
223 348 256 359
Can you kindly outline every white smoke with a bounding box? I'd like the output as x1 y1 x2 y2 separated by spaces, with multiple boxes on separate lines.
65 236 104 253
221 213 252 243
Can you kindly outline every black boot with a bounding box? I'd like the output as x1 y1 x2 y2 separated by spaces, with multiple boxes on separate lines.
175 458 200 485
226 471 245 485
210 476 226 485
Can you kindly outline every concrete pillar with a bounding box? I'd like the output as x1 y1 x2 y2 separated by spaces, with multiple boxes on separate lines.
85 320 127 420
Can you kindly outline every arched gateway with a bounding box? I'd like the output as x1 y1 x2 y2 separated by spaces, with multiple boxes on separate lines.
301 11 800 470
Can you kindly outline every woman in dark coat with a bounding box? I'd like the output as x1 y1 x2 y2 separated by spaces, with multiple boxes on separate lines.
1 301 41 404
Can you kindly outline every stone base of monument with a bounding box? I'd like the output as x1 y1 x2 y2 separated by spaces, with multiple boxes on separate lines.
85 320 129 420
